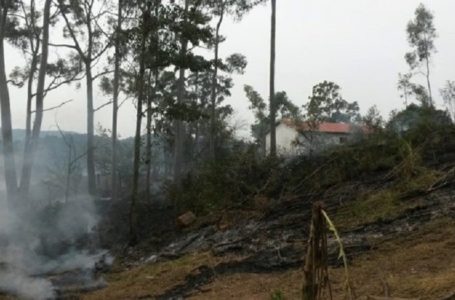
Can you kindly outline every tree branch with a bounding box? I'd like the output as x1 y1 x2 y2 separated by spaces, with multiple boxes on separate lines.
94 100 113 112
48 42 78 50
32 99 74 113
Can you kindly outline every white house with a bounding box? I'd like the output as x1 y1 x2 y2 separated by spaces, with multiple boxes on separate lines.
265 119 367 156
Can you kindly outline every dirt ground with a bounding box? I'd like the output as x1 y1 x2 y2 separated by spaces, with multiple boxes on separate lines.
83 219 455 300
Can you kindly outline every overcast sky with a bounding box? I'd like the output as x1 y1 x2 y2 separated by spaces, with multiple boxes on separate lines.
5 0 455 138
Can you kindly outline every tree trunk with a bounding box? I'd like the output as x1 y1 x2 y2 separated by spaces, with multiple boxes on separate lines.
19 0 51 197
145 71 153 201
0 6 18 205
269 0 277 157
25 54 38 143
209 3 224 161
130 21 148 245
111 0 122 201
173 0 189 183
425 57 433 107
86 63 97 195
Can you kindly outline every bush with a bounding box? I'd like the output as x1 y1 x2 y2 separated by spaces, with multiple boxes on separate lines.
167 146 283 215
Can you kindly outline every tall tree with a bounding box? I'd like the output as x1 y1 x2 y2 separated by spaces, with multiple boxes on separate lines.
171 0 212 182
268 0 276 157
208 0 224 160
57 0 111 196
0 0 19 204
405 4 437 106
130 6 148 244
111 0 123 202
173 0 190 183
206 0 255 160
19 0 52 196
2 0 78 200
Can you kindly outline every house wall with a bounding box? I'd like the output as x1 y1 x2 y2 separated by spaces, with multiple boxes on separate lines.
266 123 359 156
297 132 352 155
265 123 300 156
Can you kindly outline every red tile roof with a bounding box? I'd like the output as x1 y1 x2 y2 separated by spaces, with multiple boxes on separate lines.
281 118 364 134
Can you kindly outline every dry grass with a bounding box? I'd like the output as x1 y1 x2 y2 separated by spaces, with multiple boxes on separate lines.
82 251 232 300
193 219 455 300
81 219 455 300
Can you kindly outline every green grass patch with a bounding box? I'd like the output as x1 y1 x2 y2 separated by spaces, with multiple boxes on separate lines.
334 169 442 230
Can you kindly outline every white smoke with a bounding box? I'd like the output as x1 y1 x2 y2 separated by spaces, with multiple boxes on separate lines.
0 194 107 300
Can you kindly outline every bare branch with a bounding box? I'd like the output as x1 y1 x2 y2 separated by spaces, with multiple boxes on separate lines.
32 99 74 113
94 100 113 112
48 42 78 50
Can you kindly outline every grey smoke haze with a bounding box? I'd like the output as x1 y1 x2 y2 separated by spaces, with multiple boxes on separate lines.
0 194 105 299
3 0 455 138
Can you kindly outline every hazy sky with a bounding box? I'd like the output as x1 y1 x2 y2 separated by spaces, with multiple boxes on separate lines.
5 0 455 138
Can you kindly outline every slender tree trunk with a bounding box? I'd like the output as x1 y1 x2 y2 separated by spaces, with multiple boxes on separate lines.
86 63 97 195
269 0 277 157
24 0 39 144
209 3 224 161
145 72 153 201
19 0 51 197
130 21 148 244
425 57 433 107
145 1 160 201
65 145 72 202
0 5 18 205
404 86 408 107
25 54 38 142
173 0 189 183
111 0 122 201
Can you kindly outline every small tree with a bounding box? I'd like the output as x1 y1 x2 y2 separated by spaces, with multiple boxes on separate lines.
440 81 455 122
362 105 384 131
405 4 437 106
245 85 300 156
397 73 413 106
305 81 360 124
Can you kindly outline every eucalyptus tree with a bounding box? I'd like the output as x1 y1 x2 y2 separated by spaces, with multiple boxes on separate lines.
111 0 123 202
205 0 260 160
268 0 276 157
18 0 52 196
0 0 20 203
405 4 437 106
128 0 154 244
56 0 112 195
0 0 54 203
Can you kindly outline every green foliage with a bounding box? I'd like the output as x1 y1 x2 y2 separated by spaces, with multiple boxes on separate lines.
362 105 384 131
305 81 360 123
441 80 455 121
168 143 282 214
387 104 451 135
245 85 301 153
406 4 437 66
270 290 285 300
